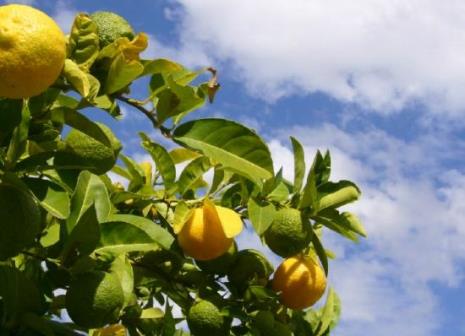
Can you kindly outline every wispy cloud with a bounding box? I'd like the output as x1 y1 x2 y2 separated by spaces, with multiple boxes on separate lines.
164 0 465 117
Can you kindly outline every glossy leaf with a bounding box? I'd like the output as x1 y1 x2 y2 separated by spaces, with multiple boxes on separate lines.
23 177 70 219
173 201 193 234
290 136 305 192
110 255 134 306
6 100 29 169
63 204 100 257
311 229 328 276
66 171 112 234
176 156 211 195
169 147 201 164
97 214 174 254
140 132 176 190
173 118 274 185
313 209 360 242
317 180 361 212
63 59 100 99
247 197 276 235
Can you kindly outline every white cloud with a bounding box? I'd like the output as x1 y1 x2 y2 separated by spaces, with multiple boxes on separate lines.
52 1 77 33
266 124 465 335
164 0 465 116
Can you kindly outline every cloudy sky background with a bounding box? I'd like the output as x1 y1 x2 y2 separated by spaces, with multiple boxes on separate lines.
5 0 465 334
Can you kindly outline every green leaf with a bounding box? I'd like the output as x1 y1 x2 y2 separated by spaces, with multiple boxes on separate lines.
156 76 206 124
247 198 276 235
105 54 144 94
0 266 44 323
299 155 318 210
314 209 365 240
267 181 290 202
173 118 274 186
177 156 211 195
52 107 112 147
0 99 22 144
97 214 174 254
169 147 202 164
6 100 29 169
140 133 176 190
63 59 100 99
290 136 305 192
314 150 331 186
63 204 100 257
120 154 145 192
311 229 328 276
312 289 341 336
67 13 99 71
208 167 225 194
66 171 112 234
141 58 184 78
313 209 359 242
173 201 193 234
317 180 361 211
23 177 70 219
110 254 134 307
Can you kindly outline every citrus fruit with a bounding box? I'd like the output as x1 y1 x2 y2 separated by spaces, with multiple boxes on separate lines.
90 11 135 47
0 183 41 260
272 255 327 310
66 271 124 328
227 249 273 289
0 4 66 99
177 203 242 261
54 123 121 175
187 300 227 336
264 208 311 257
196 241 237 276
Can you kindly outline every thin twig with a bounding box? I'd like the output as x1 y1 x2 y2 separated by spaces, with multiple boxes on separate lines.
117 96 172 138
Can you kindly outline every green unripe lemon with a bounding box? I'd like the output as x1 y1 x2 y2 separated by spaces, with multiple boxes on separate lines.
187 300 227 336
264 208 311 257
196 241 238 276
66 271 124 328
55 123 121 175
90 11 135 47
0 183 41 260
227 249 273 289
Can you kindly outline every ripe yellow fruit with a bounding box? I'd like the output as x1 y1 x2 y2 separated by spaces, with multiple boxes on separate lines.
0 4 66 99
177 202 243 261
272 255 326 310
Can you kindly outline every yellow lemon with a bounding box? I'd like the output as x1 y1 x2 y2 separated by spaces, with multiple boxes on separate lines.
0 4 66 98
177 201 243 261
272 255 326 310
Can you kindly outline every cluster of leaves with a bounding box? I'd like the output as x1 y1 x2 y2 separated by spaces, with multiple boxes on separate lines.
0 12 365 336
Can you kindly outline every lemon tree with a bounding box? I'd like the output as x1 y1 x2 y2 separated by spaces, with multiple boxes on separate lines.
0 4 366 335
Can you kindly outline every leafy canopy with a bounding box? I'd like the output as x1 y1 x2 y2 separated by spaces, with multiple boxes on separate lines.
0 5 366 336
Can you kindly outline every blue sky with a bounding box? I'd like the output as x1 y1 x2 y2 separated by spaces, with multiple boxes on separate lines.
5 0 465 334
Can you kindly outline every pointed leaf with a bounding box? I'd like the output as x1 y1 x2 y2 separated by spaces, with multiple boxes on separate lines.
177 156 211 195
290 136 305 192
140 133 176 189
110 255 134 306
311 229 328 276
317 181 361 211
66 171 111 234
97 214 174 254
23 177 70 219
173 201 193 234
173 119 273 185
247 198 276 235
169 147 201 164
